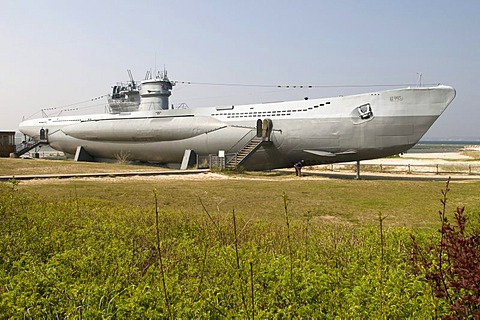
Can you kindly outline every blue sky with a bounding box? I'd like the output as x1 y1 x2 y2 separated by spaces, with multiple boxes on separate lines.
1 0 479 139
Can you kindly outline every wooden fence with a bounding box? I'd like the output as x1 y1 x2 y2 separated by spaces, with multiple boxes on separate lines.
316 162 480 176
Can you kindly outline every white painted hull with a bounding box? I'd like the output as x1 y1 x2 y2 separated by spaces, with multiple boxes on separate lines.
19 85 455 170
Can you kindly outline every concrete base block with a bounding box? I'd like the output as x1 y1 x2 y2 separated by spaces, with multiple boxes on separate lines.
74 146 94 162
180 149 197 170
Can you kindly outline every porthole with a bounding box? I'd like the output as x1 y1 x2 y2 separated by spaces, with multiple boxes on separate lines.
357 104 373 120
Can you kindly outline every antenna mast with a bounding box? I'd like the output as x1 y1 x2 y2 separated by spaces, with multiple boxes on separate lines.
417 72 423 87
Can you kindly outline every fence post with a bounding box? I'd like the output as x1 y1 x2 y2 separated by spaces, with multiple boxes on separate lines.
355 161 361 180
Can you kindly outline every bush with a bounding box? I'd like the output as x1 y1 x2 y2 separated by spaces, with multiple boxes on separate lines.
411 179 480 319
0 180 453 318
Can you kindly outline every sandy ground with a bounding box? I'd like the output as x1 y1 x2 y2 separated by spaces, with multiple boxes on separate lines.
16 172 230 185
298 151 480 181
366 152 471 163
305 152 479 169
13 151 480 185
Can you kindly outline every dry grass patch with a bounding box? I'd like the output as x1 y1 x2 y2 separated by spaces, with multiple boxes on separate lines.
461 150 480 160
0 158 169 176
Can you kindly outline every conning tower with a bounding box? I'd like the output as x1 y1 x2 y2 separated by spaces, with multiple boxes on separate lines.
138 70 174 111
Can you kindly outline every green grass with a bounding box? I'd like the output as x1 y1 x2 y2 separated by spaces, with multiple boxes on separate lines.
2 159 480 317
3 157 480 229
15 174 480 229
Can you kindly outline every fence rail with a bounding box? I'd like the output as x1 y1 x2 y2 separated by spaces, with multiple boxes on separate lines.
197 154 240 170
316 162 480 176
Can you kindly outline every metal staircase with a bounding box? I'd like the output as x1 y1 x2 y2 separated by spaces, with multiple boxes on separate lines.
14 140 48 157
225 136 265 169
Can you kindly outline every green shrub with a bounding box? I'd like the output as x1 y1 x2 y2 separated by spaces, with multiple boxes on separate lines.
0 182 453 318
411 179 480 319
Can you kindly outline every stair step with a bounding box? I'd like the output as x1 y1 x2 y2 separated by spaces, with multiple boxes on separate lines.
226 136 266 169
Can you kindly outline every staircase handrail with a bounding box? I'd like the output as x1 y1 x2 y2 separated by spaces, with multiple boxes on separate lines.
225 137 264 167
226 129 257 153
15 130 56 156
16 135 41 149
14 141 46 157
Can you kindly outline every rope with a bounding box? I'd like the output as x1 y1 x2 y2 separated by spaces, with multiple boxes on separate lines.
41 94 108 111
24 81 437 120
173 81 436 89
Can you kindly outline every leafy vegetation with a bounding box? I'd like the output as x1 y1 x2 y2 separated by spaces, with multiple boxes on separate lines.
411 179 480 319
1 172 480 318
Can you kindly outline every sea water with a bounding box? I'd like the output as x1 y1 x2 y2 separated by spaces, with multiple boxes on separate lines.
409 141 480 153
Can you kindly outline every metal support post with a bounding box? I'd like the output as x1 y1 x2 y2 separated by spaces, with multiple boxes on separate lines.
355 161 361 180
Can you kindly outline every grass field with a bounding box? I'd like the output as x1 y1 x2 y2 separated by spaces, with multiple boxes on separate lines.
0 158 168 176
15 176 480 228
2 158 480 318
8 158 480 229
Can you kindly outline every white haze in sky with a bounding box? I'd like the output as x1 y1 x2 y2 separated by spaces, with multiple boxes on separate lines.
1 0 479 139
